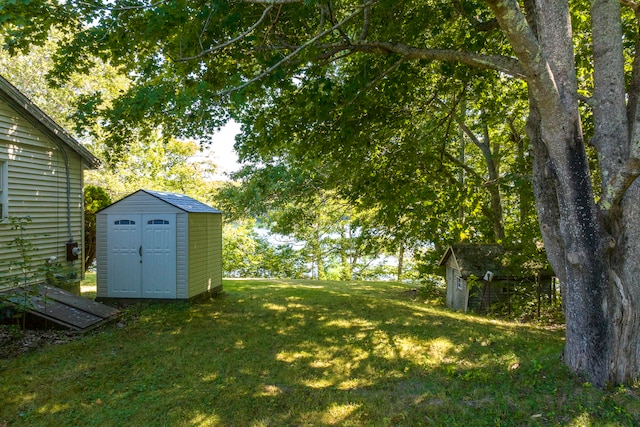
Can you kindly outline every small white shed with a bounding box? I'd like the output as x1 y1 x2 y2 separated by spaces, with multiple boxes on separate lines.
96 189 222 301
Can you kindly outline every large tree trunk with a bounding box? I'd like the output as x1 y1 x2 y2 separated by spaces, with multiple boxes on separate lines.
528 96 610 386
608 184 640 382
533 0 610 387
489 0 635 386
591 0 640 385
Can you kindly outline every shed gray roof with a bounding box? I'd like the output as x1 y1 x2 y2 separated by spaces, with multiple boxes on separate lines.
438 244 505 278
0 75 100 168
143 190 221 213
438 243 554 280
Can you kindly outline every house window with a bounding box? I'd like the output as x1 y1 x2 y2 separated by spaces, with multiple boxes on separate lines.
0 160 7 220
456 276 463 291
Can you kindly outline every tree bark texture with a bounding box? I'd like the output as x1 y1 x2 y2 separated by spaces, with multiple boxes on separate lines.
487 0 640 386
397 244 404 281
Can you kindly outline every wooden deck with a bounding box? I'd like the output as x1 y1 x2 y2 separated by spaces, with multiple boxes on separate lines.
2 284 120 331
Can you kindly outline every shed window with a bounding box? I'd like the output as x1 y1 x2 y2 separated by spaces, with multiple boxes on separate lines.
0 160 7 219
147 219 170 225
114 219 136 225
456 276 463 291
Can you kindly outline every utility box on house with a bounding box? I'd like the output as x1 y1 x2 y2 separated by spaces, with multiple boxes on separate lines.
96 189 222 302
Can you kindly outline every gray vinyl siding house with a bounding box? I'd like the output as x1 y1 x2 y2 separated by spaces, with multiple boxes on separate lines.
96 189 223 301
0 75 99 292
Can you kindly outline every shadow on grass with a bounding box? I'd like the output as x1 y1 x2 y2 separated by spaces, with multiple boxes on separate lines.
1 279 638 426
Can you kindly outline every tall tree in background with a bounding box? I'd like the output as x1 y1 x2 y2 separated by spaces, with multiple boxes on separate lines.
0 32 220 204
222 218 308 279
233 69 539 270
3 0 640 386
0 28 129 135
86 134 218 202
219 164 404 280
83 185 111 271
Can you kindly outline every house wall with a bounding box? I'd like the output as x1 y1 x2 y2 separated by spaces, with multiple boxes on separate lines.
187 212 222 298
0 102 85 291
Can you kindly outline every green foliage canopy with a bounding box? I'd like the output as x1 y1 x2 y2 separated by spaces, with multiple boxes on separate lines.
83 185 111 271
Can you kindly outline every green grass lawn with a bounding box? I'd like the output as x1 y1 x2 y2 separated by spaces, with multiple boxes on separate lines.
80 271 97 300
1 279 639 426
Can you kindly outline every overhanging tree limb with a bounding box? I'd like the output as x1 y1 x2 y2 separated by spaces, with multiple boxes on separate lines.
348 41 525 78
452 0 499 32
485 0 562 116
218 1 373 96
347 57 405 106
76 0 171 11
358 0 372 40
173 5 275 62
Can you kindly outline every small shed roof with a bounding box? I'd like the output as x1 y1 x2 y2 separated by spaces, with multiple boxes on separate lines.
134 189 221 213
438 244 505 279
0 74 100 168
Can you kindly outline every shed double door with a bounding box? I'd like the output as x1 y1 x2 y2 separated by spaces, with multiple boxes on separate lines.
106 214 177 298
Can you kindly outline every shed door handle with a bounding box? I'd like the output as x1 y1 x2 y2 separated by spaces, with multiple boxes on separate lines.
139 246 142 257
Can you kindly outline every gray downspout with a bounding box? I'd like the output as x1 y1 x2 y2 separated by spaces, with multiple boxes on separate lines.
51 139 74 243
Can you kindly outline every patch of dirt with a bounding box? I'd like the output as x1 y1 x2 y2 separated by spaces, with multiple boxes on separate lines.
0 325 79 359
401 288 421 300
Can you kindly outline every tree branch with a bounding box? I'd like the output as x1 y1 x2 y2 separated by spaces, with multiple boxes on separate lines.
485 0 561 110
624 0 640 160
578 92 595 108
325 1 351 45
621 0 640 15
348 41 525 78
219 2 373 96
240 0 304 3
452 0 499 32
598 160 640 211
76 0 170 11
346 57 405 106
443 151 484 182
174 5 275 62
456 115 499 186
591 0 635 211
359 0 372 40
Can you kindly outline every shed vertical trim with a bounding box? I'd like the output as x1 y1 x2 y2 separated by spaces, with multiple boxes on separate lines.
96 213 108 298
176 212 189 299
212 213 222 291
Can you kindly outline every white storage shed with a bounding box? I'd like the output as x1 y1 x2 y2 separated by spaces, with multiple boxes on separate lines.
96 189 222 301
